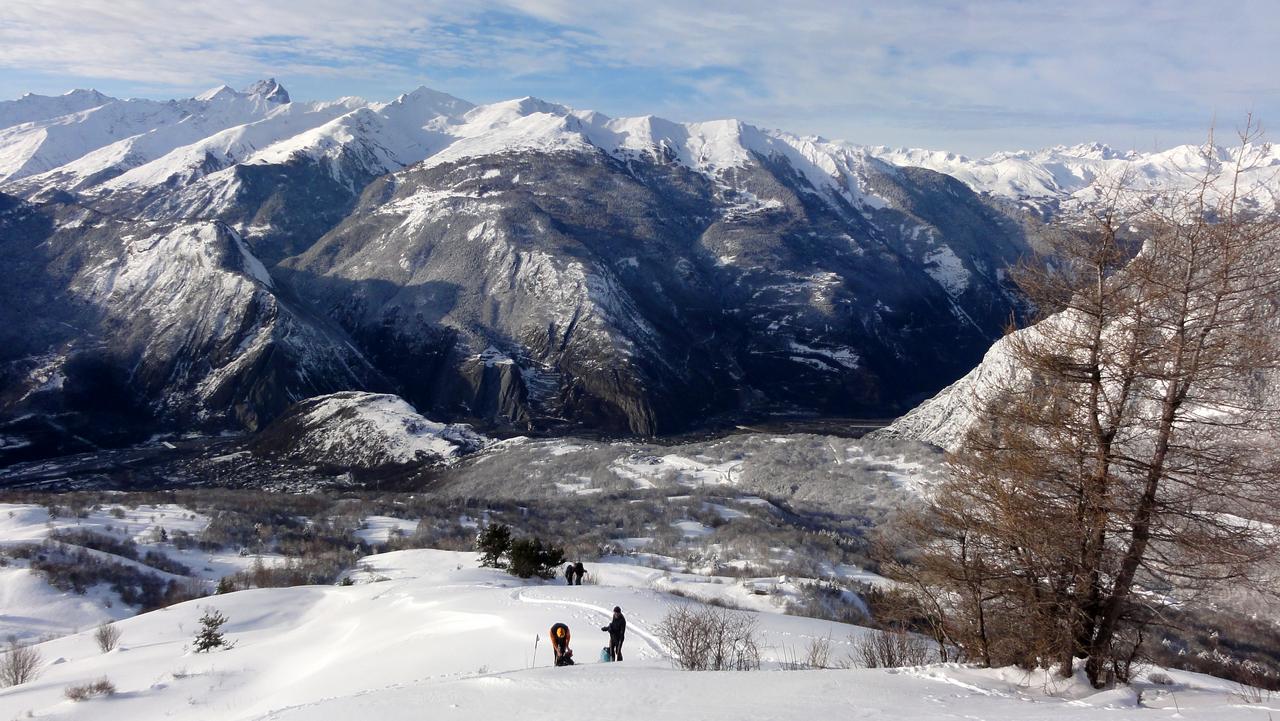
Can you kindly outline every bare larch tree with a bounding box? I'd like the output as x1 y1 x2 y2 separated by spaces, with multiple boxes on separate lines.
885 118 1280 687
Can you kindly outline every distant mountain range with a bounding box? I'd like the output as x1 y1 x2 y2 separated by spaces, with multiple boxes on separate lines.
1 79 1272 462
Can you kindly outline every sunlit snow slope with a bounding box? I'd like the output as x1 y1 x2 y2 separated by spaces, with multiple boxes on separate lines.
0 549 1259 721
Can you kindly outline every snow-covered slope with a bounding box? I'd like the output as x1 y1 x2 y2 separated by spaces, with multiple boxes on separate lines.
0 548 1257 720
0 503 285 643
877 324 1036 451
250 391 489 467
0 98 187 182
79 96 363 191
275 120 1028 434
882 283 1280 454
183 89 897 214
0 88 298 184
0 195 384 451
429 432 942 512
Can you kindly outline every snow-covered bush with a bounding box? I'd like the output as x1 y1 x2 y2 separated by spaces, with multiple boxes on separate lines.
47 529 138 559
781 634 837 670
656 605 761 671
0 641 43 687
853 627 933 668
64 678 115 701
789 580 869 625
141 549 192 576
93 622 122 653
805 634 835 669
44 528 193 576
219 551 361 591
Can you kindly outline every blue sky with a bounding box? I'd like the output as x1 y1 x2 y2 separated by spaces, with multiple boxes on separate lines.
1 1 1276 155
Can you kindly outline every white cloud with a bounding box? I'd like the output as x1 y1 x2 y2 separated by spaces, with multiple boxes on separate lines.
1 0 1276 153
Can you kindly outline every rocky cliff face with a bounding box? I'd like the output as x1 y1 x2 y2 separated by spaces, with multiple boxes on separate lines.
0 191 385 457
278 140 1028 434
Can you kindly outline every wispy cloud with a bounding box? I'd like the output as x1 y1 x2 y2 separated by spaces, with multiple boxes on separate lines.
1 0 1275 153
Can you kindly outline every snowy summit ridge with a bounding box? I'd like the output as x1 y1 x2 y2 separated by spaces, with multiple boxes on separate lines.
5 79 1266 205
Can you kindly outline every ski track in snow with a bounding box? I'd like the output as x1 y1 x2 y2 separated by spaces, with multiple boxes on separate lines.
511 586 671 661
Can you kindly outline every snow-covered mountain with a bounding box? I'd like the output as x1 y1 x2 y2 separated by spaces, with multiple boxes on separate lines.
7 78 1268 458
0 80 311 185
0 88 113 129
869 141 1280 214
7 82 1270 209
0 79 1039 455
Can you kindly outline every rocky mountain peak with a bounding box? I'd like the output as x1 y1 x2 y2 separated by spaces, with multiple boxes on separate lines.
242 78 290 104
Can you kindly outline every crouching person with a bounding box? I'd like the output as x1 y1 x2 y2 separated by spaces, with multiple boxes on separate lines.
550 622 574 666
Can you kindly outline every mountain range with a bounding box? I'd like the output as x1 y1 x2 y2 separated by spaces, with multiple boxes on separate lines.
2 79 1273 462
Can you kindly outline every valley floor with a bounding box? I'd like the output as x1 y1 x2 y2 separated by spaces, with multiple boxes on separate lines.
0 549 1270 721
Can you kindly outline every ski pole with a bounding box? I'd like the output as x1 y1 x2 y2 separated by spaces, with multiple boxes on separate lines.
533 634 540 668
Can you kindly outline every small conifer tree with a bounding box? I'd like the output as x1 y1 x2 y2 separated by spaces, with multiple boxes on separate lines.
475 523 512 568
507 537 565 579
192 609 233 653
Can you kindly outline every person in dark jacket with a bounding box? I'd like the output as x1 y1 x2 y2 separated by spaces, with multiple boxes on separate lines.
601 606 625 661
573 561 586 585
550 622 574 666
564 563 575 585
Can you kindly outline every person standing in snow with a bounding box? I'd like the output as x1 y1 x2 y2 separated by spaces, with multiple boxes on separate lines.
564 563 575 585
601 606 625 661
574 560 586 585
550 622 574 666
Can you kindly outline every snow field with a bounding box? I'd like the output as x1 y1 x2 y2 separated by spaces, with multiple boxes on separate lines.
0 503 207 547
0 503 287 642
487 435 943 500
352 516 420 545
0 549 1265 720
